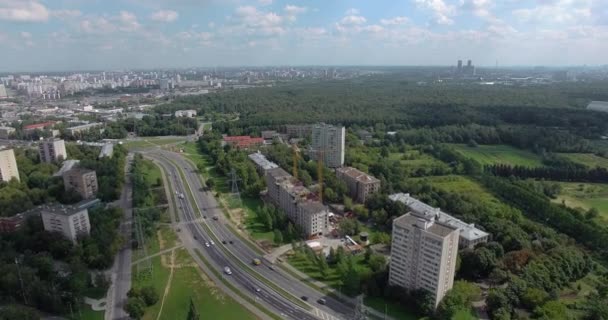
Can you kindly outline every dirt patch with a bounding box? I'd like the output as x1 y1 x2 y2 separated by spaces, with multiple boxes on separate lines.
157 229 166 250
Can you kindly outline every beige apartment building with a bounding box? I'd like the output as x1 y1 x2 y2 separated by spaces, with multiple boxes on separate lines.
336 167 380 203
265 167 329 237
0 126 15 139
39 138 67 163
389 213 460 308
41 203 91 243
0 148 20 182
63 168 98 199
311 123 345 168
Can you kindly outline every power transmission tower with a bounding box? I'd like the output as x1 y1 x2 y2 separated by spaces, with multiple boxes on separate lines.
229 167 242 206
134 211 153 278
187 297 200 320
353 294 368 320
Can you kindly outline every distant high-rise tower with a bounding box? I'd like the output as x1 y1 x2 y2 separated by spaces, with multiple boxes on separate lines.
467 60 472 67
39 139 67 163
311 123 345 168
0 148 20 182
457 60 463 74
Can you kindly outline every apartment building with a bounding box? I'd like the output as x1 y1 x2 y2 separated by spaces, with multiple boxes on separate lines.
66 123 103 135
63 168 98 199
389 213 460 307
264 167 329 237
336 167 380 203
311 123 345 168
0 126 15 139
0 148 20 182
175 109 197 117
389 193 490 249
41 202 91 243
39 138 67 163
248 152 278 175
284 124 311 138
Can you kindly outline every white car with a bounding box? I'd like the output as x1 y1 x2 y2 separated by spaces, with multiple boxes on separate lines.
210 240 215 245
224 266 232 275
205 242 210 247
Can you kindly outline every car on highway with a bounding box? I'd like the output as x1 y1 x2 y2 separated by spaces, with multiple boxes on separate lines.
205 242 210 247
203 216 207 219
252 258 261 266
224 266 232 275
229 240 234 244
212 215 219 221
317 298 326 305
193 235 197 240
255 288 261 293
222 240 227 244
301 296 308 301
210 240 215 245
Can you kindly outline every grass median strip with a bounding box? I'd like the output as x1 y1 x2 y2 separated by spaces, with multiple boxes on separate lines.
167 156 312 312
194 249 282 320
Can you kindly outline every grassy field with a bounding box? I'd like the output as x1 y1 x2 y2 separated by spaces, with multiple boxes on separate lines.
347 146 449 175
558 153 608 168
388 151 451 173
553 182 608 220
79 305 104 320
451 144 543 167
364 296 421 320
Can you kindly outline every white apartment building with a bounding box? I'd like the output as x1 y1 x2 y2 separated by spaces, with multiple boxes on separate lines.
39 138 67 163
175 109 197 117
41 203 91 243
311 123 345 168
264 167 329 237
389 213 460 307
389 193 490 249
0 148 20 182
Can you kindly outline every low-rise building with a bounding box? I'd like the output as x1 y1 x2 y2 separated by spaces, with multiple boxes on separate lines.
223 135 264 150
0 214 25 233
39 138 67 163
336 167 380 203
40 202 92 242
54 159 81 177
0 126 15 139
175 110 197 117
66 123 103 135
265 167 329 237
99 143 113 158
284 124 311 138
0 148 20 182
389 213 460 308
248 152 278 175
23 121 56 133
63 168 98 199
389 193 490 249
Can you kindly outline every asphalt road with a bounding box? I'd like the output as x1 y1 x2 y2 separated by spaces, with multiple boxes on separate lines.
149 150 355 320
107 153 134 320
149 153 319 320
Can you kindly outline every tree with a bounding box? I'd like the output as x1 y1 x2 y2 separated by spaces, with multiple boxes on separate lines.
273 229 283 244
140 286 159 306
187 298 200 320
521 288 549 310
533 301 569 320
368 254 387 272
342 256 361 294
436 281 482 320
344 196 353 212
124 297 145 320
318 252 330 278
301 170 313 187
353 205 369 220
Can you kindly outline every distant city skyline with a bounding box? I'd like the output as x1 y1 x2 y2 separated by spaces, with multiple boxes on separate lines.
0 0 606 71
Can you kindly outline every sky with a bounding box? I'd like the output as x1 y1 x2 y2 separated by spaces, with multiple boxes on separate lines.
0 0 607 71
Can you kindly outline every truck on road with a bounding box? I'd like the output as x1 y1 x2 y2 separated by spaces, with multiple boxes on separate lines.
252 258 261 266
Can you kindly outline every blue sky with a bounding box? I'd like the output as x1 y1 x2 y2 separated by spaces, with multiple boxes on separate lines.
0 0 606 71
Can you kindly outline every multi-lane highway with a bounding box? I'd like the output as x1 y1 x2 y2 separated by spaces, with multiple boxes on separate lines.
148 151 341 320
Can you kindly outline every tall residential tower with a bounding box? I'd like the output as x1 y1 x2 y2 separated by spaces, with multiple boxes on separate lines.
39 138 67 163
311 123 345 168
0 148 20 182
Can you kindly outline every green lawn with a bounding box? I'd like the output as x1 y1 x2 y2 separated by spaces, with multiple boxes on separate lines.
558 153 608 169
364 296 421 320
451 144 543 167
158 248 257 320
388 151 451 172
78 304 104 320
553 182 608 221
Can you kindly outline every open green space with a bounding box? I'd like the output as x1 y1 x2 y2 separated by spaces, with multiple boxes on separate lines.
451 144 544 167
79 304 104 320
347 145 449 176
388 151 451 172
553 182 608 220
558 153 608 169
364 296 421 320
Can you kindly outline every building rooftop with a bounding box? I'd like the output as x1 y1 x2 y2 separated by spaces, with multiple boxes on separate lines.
99 143 113 158
266 167 291 179
394 213 458 237
24 121 55 130
337 166 380 184
389 193 489 241
39 198 100 216
67 122 102 130
248 152 278 171
54 159 81 177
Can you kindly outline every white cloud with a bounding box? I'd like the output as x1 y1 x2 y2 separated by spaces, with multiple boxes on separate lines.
52 9 82 20
460 0 497 22
284 5 307 21
0 0 49 22
258 0 273 6
415 0 455 25
380 16 409 25
150 10 179 22
512 0 592 24
340 15 367 25
79 11 141 35
118 11 141 32
345 8 360 15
